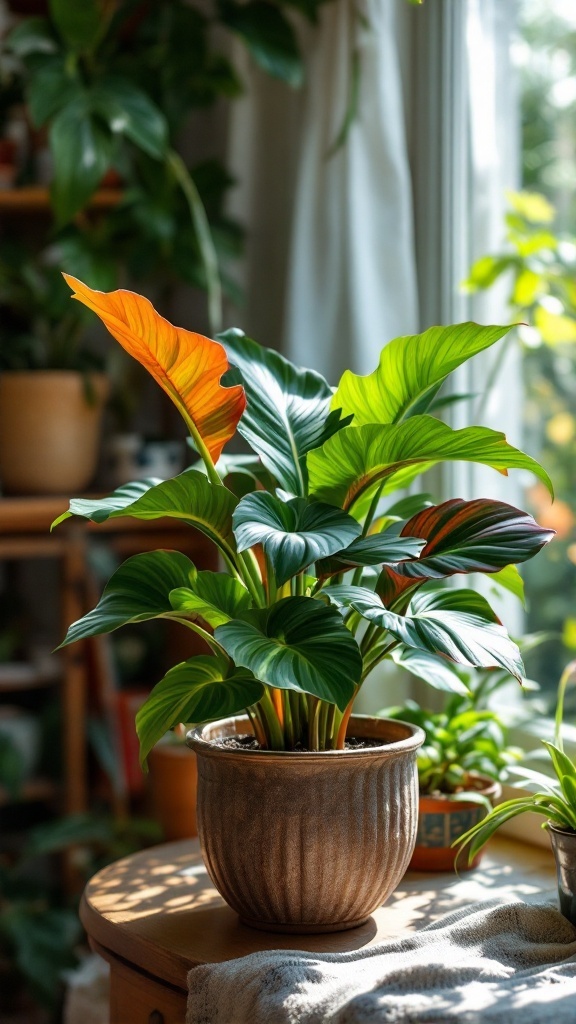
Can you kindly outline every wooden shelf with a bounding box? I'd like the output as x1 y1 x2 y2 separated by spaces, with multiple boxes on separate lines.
0 186 123 212
0 777 57 807
0 660 61 692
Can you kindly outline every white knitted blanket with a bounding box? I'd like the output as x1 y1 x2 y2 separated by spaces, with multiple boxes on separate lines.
186 896 576 1024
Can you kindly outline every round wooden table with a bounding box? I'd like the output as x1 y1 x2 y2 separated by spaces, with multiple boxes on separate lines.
81 836 557 1024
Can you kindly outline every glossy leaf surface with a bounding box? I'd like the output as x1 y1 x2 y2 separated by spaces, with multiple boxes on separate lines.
307 417 553 511
332 323 511 425
391 498 554 579
233 492 361 585
59 550 196 646
53 470 238 560
316 534 425 577
170 572 251 627
390 646 469 695
215 597 361 709
136 657 263 765
220 329 350 495
64 276 245 461
326 585 524 681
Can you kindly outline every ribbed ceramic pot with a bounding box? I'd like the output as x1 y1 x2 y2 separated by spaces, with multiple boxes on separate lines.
186 714 424 933
548 824 576 926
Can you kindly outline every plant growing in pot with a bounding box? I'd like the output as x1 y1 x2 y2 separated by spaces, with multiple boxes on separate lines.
381 695 523 871
0 242 110 494
455 661 576 925
52 274 554 932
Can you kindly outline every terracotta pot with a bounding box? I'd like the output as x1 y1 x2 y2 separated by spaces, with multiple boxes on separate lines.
548 823 576 926
148 743 198 841
187 713 424 934
410 775 502 872
0 371 109 495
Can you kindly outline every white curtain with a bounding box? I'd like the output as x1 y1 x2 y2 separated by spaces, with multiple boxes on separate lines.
283 0 419 378
227 0 418 382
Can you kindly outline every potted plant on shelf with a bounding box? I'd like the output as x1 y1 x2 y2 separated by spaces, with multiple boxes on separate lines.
0 243 109 494
455 661 576 925
52 274 553 932
382 695 523 871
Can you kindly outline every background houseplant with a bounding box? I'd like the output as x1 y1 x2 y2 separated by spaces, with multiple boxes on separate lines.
48 274 554 930
0 240 109 494
382 693 523 871
456 661 576 925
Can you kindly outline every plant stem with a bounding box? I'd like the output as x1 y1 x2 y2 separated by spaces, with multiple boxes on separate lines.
336 692 357 749
170 616 228 658
307 696 321 750
283 691 295 748
258 688 285 750
318 701 330 751
167 149 222 334
326 704 336 748
246 706 267 747
361 639 399 682
555 660 576 751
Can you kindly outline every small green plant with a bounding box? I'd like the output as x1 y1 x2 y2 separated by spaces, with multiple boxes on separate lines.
0 239 105 372
381 696 522 796
455 661 576 863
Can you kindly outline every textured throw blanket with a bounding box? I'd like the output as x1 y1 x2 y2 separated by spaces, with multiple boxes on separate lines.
186 896 576 1024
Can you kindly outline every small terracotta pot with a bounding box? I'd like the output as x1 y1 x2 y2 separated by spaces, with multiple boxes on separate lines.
548 823 576 926
148 743 198 841
0 371 109 495
187 714 424 933
410 776 502 872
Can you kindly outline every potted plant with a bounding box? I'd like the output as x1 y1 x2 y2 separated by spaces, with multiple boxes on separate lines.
382 696 523 871
52 274 553 932
0 242 109 494
455 661 576 925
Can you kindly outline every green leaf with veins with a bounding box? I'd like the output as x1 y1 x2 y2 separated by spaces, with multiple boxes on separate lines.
307 417 553 511
324 585 524 681
332 323 511 425
136 657 264 765
389 498 554 580
316 534 425 577
52 469 238 562
58 550 197 646
390 646 470 695
233 492 361 585
219 329 351 496
170 572 251 627
215 597 361 709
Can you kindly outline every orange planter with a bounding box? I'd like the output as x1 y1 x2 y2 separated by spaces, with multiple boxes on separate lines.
148 743 198 841
410 777 502 872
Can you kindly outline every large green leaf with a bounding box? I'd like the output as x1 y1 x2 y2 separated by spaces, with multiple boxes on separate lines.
316 534 425 577
215 597 361 709
390 646 469 695
52 469 238 563
332 323 511 425
307 417 553 511
169 572 251 627
233 492 361 585
49 0 103 52
58 550 197 646
326 585 524 680
91 76 168 160
50 99 112 224
220 330 350 496
390 498 554 580
136 657 264 765
219 0 303 86
7 17 58 58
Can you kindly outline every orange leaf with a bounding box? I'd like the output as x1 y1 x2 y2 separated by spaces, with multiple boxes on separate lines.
63 275 245 462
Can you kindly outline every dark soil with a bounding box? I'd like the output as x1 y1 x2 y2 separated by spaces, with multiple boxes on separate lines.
213 734 388 752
